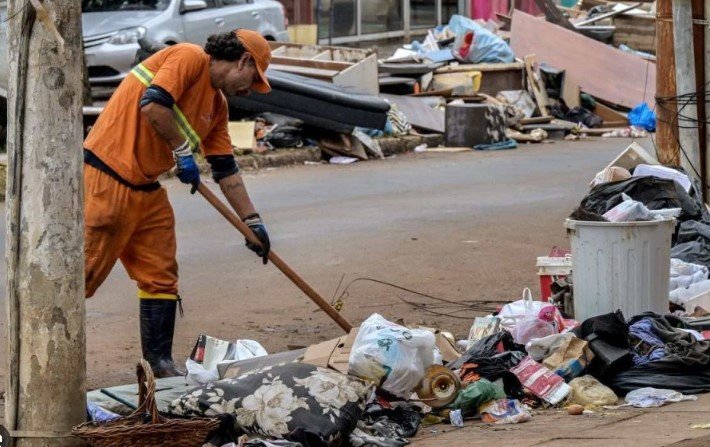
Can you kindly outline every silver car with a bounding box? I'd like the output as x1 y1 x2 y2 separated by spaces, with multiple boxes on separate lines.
83 0 289 85
0 0 288 93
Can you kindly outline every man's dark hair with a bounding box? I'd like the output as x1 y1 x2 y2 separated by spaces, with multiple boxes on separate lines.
205 31 247 61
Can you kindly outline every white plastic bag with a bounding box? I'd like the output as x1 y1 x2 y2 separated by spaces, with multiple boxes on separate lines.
670 258 709 291
603 193 653 222
348 314 436 398
511 317 556 345
624 388 697 408
186 338 268 385
498 288 548 331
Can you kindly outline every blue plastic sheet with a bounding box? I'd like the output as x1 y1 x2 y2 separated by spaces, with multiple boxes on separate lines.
628 103 656 132
448 15 515 64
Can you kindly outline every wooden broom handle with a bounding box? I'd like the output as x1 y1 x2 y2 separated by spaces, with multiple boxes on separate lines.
197 183 353 333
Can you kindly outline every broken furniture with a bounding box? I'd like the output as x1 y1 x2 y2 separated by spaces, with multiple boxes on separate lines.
268 42 379 95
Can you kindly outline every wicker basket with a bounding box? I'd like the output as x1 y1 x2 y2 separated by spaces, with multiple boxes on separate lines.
73 359 220 447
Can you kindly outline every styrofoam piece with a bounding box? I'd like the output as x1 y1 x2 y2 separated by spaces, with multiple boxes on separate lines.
633 164 693 192
566 218 674 321
606 142 658 172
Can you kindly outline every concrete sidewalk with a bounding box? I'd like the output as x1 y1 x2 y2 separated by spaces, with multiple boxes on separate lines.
411 394 710 447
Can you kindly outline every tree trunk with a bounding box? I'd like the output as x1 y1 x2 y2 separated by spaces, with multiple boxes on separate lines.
5 0 86 446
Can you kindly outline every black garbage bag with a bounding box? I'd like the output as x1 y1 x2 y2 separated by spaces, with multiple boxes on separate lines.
672 240 710 268
451 332 525 364
605 361 710 395
572 310 629 348
579 176 704 223
566 107 603 128
264 126 304 148
677 220 710 244
361 403 422 439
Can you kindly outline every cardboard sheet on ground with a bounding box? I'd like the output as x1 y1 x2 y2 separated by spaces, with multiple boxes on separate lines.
510 11 656 108
228 121 256 151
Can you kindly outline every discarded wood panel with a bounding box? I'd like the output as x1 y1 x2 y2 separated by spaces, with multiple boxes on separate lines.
381 94 445 133
592 101 629 127
524 55 550 117
445 104 507 147
562 82 581 109
612 14 656 54
511 11 656 108
435 62 524 96
520 116 553 125
269 42 379 94
228 121 256 151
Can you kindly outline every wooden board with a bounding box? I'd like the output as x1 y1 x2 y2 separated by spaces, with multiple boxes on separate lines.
562 81 580 109
524 55 550 117
228 121 256 151
593 101 629 128
511 11 656 108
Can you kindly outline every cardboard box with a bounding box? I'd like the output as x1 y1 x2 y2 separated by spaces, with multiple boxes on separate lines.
301 328 359 374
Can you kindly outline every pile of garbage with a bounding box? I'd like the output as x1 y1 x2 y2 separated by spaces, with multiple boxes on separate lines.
86 292 710 447
221 2 659 163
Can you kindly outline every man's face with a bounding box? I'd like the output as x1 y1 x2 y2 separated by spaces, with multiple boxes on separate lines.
210 53 260 97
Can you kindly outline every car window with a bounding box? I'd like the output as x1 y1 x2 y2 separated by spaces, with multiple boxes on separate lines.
82 0 170 12
221 0 250 5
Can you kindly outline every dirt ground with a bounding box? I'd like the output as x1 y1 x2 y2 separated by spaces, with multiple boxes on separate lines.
0 137 655 390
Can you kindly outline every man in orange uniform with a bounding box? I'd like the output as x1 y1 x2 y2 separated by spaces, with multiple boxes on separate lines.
83 30 272 377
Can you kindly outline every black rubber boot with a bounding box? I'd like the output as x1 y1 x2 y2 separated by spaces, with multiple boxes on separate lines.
140 298 185 378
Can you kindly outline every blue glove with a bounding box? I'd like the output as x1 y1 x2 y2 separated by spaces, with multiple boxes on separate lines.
173 141 200 193
244 214 270 264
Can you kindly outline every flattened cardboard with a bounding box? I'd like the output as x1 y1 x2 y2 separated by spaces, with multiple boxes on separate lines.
302 328 359 374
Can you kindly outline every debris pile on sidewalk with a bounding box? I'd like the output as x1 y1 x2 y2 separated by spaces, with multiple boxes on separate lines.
223 3 657 166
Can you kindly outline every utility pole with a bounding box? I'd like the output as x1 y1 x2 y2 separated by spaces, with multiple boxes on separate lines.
6 0 86 446
656 0 681 165
671 0 702 191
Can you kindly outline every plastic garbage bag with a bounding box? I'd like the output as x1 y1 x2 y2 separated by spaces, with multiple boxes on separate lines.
526 333 577 362
567 376 618 408
670 259 709 292
511 316 557 346
628 102 656 132
448 15 515 63
348 314 436 398
602 193 653 222
186 338 268 385
480 399 532 424
498 288 552 331
624 387 697 408
669 279 710 308
448 379 506 415
580 176 704 223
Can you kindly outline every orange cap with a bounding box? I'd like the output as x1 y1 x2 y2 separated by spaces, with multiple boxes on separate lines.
236 29 272 94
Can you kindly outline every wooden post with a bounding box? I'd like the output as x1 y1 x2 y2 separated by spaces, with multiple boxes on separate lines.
692 0 706 194
672 0 702 190
657 0 681 165
6 1 86 446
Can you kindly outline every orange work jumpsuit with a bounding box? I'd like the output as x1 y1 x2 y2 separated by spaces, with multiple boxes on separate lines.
83 43 234 300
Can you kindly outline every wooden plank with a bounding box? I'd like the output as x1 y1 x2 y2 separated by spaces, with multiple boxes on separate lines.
268 64 339 79
524 55 550 117
271 56 353 71
510 10 656 108
435 62 525 74
574 2 643 27
563 81 581 108
593 101 628 124
520 116 553 125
